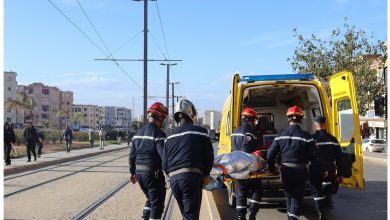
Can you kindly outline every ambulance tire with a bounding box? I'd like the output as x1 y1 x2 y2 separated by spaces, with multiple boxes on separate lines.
228 180 236 207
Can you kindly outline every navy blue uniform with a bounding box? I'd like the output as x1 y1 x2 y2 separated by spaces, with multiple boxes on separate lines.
231 123 262 219
4 126 16 165
163 121 214 220
313 130 342 203
268 124 321 220
129 123 166 220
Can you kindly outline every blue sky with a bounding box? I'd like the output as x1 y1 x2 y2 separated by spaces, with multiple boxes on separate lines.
4 0 387 118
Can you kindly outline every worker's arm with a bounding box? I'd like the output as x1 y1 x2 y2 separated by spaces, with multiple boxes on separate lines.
267 138 280 173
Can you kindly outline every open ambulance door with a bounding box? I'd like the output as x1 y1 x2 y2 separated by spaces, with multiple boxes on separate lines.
329 71 364 189
230 73 241 141
226 73 241 207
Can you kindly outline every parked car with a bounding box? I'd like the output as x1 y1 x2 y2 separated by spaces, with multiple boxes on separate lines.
362 139 386 153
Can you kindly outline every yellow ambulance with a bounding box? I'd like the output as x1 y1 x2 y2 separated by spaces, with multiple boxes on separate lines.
217 71 364 206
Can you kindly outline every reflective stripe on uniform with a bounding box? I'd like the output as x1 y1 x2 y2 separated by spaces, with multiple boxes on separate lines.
322 182 332 186
245 133 258 140
165 131 209 141
231 133 245 137
288 212 299 219
132 136 165 142
236 206 247 209
249 199 261 204
154 137 166 141
316 142 339 146
149 218 160 220
144 207 151 210
275 136 314 142
314 197 325 200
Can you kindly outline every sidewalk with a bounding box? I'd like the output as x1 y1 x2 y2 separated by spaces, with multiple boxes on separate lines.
4 143 129 176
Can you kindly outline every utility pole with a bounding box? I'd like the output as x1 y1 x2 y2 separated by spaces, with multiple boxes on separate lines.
171 82 180 127
160 63 177 116
96 1 181 124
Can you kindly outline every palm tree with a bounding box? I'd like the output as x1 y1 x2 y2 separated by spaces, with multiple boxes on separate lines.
56 109 70 129
5 92 36 123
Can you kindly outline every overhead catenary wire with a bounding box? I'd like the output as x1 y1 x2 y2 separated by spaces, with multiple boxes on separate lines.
149 30 168 60
48 0 145 94
110 30 143 56
154 1 180 91
76 0 111 55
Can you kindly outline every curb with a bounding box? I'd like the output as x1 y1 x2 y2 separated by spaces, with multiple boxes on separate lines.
363 156 387 165
4 146 129 176
204 190 222 220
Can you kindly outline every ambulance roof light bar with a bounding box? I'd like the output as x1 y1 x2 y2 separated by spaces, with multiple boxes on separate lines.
242 73 314 82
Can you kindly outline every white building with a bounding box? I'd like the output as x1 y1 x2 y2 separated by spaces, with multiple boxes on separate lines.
203 110 222 130
4 71 18 124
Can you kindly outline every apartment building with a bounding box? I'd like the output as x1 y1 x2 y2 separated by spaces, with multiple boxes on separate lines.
4 71 18 124
16 83 73 130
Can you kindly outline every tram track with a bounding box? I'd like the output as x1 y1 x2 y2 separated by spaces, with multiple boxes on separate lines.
4 153 128 198
4 149 128 181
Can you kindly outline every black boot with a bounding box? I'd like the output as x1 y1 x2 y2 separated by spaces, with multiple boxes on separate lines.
238 214 247 220
314 200 326 220
248 211 257 220
326 192 334 208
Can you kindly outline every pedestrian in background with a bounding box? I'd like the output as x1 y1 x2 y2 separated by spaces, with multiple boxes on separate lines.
23 121 38 162
4 122 16 166
88 129 94 148
37 130 44 157
99 128 105 150
63 126 73 153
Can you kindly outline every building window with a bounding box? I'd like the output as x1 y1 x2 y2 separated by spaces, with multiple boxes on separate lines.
84 114 87 117
42 88 49 95
28 88 33 94
84 108 87 111
41 114 49 119
8 87 11 92
7 117 11 122
42 105 49 112
7 108 11 113
8 76 12 81
67 102 69 105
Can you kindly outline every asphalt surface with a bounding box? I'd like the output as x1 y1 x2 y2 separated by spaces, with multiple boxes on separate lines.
211 159 387 220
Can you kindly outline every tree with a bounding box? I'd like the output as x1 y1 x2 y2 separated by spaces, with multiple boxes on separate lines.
57 110 86 129
5 92 36 123
288 19 386 115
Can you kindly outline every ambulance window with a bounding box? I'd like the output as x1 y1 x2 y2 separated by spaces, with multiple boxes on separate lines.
226 111 231 135
337 98 354 142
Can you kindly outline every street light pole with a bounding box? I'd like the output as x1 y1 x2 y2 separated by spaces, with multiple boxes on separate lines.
160 63 177 117
171 81 180 127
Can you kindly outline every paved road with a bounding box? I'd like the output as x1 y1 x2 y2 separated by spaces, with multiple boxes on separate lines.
212 160 387 219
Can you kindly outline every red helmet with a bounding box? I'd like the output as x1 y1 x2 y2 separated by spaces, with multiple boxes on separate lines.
241 107 258 119
286 106 304 117
147 102 168 120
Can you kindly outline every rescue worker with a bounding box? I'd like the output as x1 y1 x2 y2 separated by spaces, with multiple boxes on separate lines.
268 106 322 220
231 107 262 220
312 116 343 208
163 99 214 220
129 102 168 220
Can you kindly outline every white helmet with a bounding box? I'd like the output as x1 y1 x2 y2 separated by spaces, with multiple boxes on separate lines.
174 99 197 123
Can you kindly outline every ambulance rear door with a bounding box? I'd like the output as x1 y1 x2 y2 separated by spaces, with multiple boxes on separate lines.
329 70 364 189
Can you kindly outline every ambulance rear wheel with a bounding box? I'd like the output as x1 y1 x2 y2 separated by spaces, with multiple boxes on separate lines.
228 180 236 207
